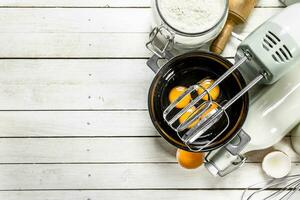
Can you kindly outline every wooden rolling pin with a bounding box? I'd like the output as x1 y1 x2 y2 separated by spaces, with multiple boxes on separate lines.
210 0 257 54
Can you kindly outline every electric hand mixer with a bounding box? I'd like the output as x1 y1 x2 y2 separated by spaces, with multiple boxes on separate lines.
164 4 300 175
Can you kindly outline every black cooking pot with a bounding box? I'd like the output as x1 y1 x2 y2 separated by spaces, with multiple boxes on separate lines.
148 51 249 152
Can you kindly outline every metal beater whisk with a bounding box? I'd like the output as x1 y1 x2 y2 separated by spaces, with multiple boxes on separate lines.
241 174 300 200
163 54 266 152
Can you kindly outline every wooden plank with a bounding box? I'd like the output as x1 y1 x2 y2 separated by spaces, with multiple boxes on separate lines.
0 0 151 7
1 190 295 200
0 163 299 190
0 138 176 163
0 8 282 58
0 8 152 33
0 110 296 164
0 137 297 163
0 59 152 110
0 58 294 111
0 0 284 7
0 8 279 33
0 33 150 58
258 0 285 7
0 32 270 58
0 111 156 137
0 59 245 110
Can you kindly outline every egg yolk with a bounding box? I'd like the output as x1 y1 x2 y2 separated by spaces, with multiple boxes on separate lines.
197 79 220 101
169 86 192 109
176 149 204 169
179 106 200 129
179 103 219 129
200 102 218 120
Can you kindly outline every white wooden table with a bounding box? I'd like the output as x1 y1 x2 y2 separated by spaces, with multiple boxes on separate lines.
0 0 299 199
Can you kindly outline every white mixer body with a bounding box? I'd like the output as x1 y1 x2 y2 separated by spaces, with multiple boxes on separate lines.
237 3 300 85
205 4 300 177
242 65 300 153
238 3 300 152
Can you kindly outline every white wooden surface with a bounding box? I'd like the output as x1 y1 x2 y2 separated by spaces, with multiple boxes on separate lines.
0 0 297 200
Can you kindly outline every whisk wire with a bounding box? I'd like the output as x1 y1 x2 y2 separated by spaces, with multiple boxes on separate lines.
264 179 300 200
242 174 300 200
164 85 211 126
164 56 248 127
177 100 212 132
179 103 230 152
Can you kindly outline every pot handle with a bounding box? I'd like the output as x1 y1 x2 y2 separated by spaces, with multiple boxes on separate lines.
146 26 174 73
146 51 173 73
146 26 174 59
204 130 251 177
225 129 251 156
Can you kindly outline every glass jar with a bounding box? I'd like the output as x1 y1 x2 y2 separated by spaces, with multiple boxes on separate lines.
146 0 228 58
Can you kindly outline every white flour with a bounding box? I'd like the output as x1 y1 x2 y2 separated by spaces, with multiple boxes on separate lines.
159 0 226 34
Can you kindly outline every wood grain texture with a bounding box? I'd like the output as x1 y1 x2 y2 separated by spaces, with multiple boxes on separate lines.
0 33 150 58
0 59 152 110
0 8 282 58
0 111 155 137
0 58 288 110
0 32 236 58
0 59 255 110
0 8 279 33
0 137 297 163
2 190 297 200
0 138 177 163
0 8 153 33
0 0 284 7
0 163 299 190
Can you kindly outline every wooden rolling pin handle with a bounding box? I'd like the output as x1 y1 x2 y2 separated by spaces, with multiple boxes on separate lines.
210 19 236 55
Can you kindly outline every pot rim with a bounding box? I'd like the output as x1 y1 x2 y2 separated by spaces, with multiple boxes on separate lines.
148 51 249 152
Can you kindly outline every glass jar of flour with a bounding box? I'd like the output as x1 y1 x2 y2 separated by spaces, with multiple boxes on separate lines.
146 0 228 58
